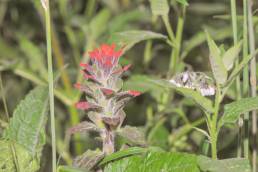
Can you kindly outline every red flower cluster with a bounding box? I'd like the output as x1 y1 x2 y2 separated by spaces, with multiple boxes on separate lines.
75 43 141 111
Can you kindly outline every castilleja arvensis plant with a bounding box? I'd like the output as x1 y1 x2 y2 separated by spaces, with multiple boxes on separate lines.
68 44 144 169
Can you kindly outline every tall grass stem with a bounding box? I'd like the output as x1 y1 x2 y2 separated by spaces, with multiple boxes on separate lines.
44 0 57 171
247 0 257 171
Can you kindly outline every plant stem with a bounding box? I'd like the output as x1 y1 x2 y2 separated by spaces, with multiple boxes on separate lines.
243 0 249 159
230 0 242 157
247 0 257 171
211 86 221 159
44 0 56 171
168 7 185 76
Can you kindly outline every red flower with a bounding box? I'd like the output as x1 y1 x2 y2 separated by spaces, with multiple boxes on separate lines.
88 44 123 72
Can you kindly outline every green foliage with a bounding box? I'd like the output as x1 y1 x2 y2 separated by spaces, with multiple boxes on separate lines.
149 0 169 16
197 156 251 172
222 41 242 71
57 166 88 172
219 96 258 126
104 151 200 172
205 31 228 84
0 140 40 172
151 79 214 113
116 126 146 146
110 30 167 52
4 87 48 156
99 147 147 166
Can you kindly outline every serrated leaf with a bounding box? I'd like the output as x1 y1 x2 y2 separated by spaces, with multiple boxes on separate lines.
222 41 242 70
219 96 258 126
197 156 251 172
117 126 146 146
73 149 105 170
110 30 167 53
99 147 147 166
104 152 200 172
4 87 49 156
149 0 169 16
0 140 40 172
151 79 214 113
205 31 228 84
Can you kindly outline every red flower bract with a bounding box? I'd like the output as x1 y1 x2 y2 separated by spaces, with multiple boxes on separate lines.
89 44 123 70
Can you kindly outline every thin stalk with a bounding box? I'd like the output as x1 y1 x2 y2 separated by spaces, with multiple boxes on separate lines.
168 7 185 76
243 0 249 159
44 0 56 171
247 0 257 171
230 0 242 157
210 86 221 159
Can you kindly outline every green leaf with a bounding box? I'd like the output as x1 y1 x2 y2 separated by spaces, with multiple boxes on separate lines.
151 79 214 113
176 0 189 6
99 147 147 166
198 156 251 172
4 87 49 156
149 0 169 16
108 10 150 34
147 119 169 149
18 35 47 76
124 75 167 100
0 140 40 172
222 41 242 70
104 152 200 172
205 31 228 84
226 49 258 86
110 30 167 53
219 96 258 126
57 166 88 172
89 9 111 39
117 126 146 146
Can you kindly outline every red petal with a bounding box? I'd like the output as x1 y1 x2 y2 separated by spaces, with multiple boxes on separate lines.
75 101 99 110
101 88 114 96
74 83 81 89
112 64 132 74
75 101 91 110
127 90 141 97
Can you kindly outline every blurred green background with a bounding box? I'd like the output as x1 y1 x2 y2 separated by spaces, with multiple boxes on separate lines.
0 0 257 171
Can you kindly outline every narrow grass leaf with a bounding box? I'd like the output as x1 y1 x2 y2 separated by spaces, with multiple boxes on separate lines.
110 30 167 53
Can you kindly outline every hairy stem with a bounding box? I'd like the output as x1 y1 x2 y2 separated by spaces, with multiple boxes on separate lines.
101 129 115 155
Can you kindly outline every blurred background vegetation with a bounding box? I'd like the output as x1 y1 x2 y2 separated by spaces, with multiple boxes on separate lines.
0 0 257 171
